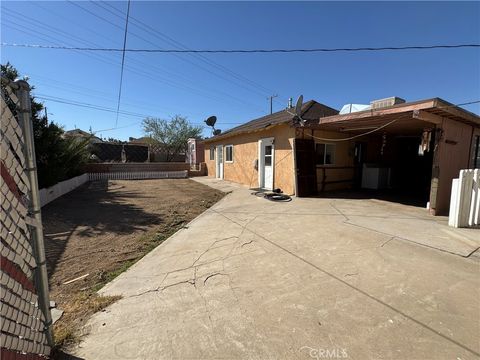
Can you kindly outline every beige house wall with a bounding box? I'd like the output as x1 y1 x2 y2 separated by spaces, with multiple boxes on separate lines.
433 118 477 215
204 124 296 194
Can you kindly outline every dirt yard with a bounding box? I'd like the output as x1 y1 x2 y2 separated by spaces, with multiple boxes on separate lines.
41 178 225 349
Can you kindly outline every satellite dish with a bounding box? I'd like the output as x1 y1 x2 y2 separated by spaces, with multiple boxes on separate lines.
205 116 217 127
213 129 222 136
295 95 303 117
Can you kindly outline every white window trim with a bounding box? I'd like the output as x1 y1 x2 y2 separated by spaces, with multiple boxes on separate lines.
315 142 336 166
209 146 215 161
225 144 234 163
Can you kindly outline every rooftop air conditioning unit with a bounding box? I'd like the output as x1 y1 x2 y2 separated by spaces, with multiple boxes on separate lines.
370 97 405 110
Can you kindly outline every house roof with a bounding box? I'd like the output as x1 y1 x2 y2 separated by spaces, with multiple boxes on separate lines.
64 129 102 142
129 136 153 144
203 100 338 143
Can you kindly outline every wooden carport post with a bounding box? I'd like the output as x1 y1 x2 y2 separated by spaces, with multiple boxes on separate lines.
412 110 444 215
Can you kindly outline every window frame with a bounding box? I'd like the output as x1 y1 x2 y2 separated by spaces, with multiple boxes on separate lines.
209 146 215 161
315 142 336 166
225 144 234 163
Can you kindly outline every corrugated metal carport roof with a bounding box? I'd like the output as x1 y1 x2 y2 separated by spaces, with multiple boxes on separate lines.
312 98 480 132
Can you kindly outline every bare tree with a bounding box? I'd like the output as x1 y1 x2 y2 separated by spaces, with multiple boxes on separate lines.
142 115 203 162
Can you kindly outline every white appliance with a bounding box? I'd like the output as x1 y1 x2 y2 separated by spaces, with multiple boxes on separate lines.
361 164 390 189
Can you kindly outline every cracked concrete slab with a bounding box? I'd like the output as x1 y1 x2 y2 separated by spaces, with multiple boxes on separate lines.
73 177 480 360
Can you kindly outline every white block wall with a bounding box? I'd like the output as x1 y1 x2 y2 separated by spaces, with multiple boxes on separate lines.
39 173 89 207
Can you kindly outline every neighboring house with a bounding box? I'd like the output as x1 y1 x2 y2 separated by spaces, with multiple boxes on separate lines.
203 97 480 215
129 136 154 145
64 129 102 144
129 136 185 162
90 142 149 162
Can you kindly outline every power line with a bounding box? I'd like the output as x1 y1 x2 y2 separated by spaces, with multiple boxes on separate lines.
63 1 268 111
27 1 263 110
443 100 480 108
93 1 284 101
5 5 278 110
34 93 245 125
2 43 479 53
2 16 264 111
115 0 131 127
35 94 151 118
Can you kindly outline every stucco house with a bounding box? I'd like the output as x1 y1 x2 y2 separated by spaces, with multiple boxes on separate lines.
203 97 480 215
203 100 338 195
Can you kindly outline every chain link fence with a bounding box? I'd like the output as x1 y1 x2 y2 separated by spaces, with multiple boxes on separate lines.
1 77 53 358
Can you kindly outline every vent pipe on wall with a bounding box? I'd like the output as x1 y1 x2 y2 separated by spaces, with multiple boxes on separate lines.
287 97 293 109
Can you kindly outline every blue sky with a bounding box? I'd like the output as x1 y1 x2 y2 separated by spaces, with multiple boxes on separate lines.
1 1 479 140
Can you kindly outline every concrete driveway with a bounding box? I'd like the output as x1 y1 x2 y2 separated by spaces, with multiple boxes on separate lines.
74 178 480 360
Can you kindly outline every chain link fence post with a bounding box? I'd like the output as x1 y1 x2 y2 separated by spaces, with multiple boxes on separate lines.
15 79 54 347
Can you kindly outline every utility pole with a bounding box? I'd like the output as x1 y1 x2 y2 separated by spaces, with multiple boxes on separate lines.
267 94 278 114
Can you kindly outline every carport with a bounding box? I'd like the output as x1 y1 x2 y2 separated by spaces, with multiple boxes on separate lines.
294 98 480 215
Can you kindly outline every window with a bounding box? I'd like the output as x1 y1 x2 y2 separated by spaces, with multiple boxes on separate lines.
209 147 215 161
225 145 233 162
315 143 335 165
264 145 272 166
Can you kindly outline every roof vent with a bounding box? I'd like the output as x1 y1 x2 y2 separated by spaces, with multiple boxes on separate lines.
370 97 405 110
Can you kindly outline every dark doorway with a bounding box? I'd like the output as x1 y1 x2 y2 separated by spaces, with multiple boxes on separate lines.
294 138 317 197
388 134 434 204
353 142 367 189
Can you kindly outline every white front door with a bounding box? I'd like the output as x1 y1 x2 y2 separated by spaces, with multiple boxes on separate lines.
259 138 274 190
216 145 224 179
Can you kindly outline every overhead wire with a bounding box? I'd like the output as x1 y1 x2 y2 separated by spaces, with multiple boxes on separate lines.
2 11 265 112
304 118 401 142
0 20 224 106
94 0 286 102
34 93 244 125
3 43 478 53
31 78 205 116
65 1 268 111
115 0 131 127
3 6 267 111
3 18 248 131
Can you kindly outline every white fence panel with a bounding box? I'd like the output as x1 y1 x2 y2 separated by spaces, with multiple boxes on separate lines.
449 169 480 228
87 170 188 181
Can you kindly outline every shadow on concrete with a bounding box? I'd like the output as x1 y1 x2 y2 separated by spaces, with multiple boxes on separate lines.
315 188 429 208
41 180 163 280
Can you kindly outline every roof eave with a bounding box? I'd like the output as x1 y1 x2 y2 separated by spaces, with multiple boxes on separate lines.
318 98 480 127
202 122 289 144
